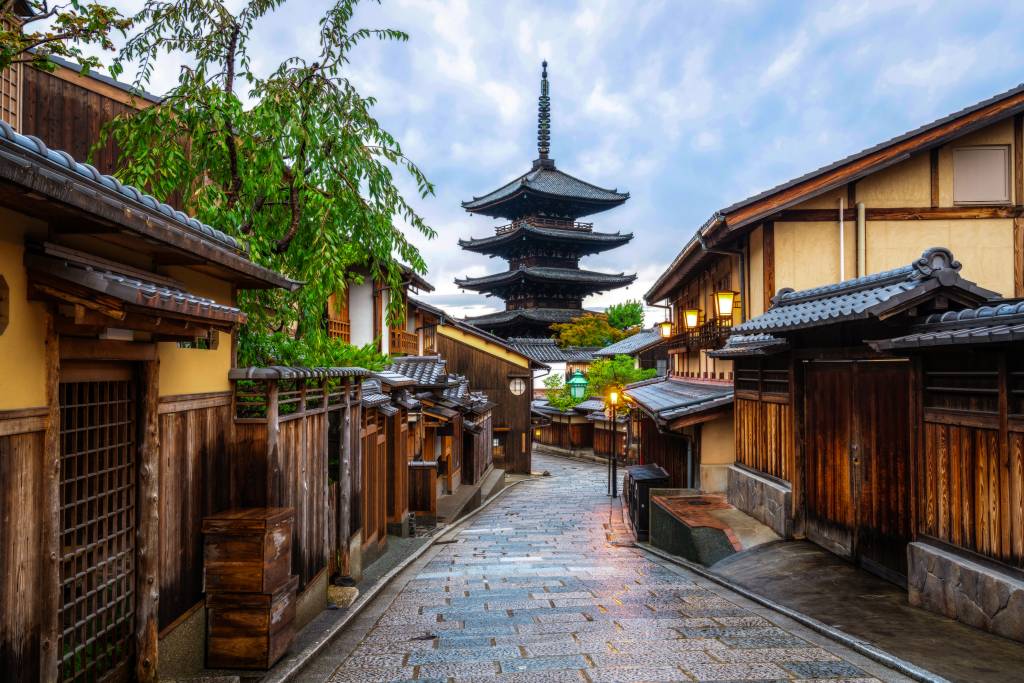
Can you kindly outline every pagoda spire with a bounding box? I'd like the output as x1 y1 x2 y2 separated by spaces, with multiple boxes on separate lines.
537 61 551 160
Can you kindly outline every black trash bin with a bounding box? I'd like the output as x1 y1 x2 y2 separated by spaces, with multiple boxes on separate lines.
624 463 669 541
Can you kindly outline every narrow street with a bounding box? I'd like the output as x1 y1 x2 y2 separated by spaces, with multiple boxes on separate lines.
302 454 908 683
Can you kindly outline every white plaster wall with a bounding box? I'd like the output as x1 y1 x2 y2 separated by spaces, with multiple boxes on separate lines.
349 280 374 347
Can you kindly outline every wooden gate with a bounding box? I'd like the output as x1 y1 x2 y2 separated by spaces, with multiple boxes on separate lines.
804 360 912 582
58 369 137 682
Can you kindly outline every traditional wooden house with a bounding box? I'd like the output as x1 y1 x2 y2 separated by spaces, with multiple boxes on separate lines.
644 82 1024 498
325 263 433 355
508 336 598 394
712 248 997 579
456 62 636 339
0 117 301 682
409 299 544 474
531 398 601 454
594 327 670 376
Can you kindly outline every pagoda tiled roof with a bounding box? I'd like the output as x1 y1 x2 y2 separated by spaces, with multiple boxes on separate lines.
464 308 586 328
459 223 632 256
455 266 636 292
462 159 628 218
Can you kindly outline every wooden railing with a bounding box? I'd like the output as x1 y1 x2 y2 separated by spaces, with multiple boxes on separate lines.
327 318 351 342
389 327 418 355
669 318 733 350
495 217 594 235
422 326 436 353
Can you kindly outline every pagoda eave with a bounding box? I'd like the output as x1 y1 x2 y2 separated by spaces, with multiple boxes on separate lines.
461 188 628 220
458 226 633 257
454 267 636 293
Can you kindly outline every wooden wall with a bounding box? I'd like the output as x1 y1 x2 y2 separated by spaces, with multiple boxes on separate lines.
462 413 493 485
435 333 531 473
0 411 46 682
734 357 794 482
638 415 694 488
385 410 409 524
535 417 592 451
593 422 627 457
920 351 1024 568
156 393 231 630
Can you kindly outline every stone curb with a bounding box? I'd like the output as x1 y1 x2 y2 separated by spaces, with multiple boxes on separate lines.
637 542 950 683
263 475 538 683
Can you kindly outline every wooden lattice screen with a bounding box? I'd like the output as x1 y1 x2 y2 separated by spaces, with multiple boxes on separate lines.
0 61 20 130
59 379 137 683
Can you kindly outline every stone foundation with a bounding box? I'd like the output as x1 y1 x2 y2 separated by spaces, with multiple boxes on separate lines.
726 465 792 538
908 541 1024 642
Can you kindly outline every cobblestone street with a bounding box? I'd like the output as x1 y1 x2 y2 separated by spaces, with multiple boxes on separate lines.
305 454 909 682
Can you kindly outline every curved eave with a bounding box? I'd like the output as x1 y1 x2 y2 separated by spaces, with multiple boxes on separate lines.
458 228 633 256
461 186 629 219
455 269 637 292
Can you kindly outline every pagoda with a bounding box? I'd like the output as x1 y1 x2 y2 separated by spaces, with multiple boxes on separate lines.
455 62 636 338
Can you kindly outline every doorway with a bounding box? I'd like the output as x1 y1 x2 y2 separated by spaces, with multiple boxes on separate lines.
803 359 913 583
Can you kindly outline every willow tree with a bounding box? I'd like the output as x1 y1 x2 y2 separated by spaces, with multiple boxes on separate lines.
101 0 434 346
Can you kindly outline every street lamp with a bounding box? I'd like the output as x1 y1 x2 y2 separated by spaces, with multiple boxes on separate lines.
608 388 620 499
567 370 589 400
714 290 738 320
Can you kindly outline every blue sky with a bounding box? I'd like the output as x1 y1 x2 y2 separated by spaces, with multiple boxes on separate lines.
98 0 1024 322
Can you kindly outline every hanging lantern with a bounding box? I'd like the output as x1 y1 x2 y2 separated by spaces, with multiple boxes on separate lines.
715 290 738 319
657 320 673 338
567 370 589 400
684 309 701 329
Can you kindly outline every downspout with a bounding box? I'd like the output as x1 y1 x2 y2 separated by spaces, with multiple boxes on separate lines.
838 197 845 281
856 202 866 277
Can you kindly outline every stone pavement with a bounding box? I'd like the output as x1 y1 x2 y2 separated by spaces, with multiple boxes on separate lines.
304 454 910 683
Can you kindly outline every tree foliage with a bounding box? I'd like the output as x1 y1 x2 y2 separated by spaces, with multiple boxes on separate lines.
542 373 581 412
237 327 388 370
98 0 435 363
0 0 132 73
550 313 634 348
586 355 656 409
606 299 644 330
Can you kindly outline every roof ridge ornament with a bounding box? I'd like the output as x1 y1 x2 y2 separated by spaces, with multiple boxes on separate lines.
537 60 552 163
913 247 961 279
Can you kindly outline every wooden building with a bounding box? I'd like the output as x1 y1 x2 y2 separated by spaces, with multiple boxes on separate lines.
644 81 1024 500
531 399 599 453
456 62 635 338
0 117 299 682
409 299 544 474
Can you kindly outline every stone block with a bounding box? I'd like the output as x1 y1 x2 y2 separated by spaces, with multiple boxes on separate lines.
907 541 1024 642
725 466 792 538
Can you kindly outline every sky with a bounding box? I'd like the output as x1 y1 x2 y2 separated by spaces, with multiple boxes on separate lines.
83 0 1024 323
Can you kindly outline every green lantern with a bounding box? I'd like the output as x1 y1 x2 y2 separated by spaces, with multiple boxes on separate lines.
567 370 589 400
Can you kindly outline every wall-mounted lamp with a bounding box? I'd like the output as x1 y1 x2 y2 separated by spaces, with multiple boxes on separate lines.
714 290 738 319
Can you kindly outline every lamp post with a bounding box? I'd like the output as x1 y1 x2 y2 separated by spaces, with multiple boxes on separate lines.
608 388 619 498
567 370 588 400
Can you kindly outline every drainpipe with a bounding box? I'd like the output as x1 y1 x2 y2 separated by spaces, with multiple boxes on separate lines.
838 197 845 281
856 202 866 277
698 235 747 323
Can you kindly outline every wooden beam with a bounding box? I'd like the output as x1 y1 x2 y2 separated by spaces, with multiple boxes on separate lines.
930 148 940 208
136 358 160 682
60 337 157 361
763 222 775 312
1015 113 1023 205
39 315 60 681
1015 217 1024 297
847 182 857 207
774 206 1020 222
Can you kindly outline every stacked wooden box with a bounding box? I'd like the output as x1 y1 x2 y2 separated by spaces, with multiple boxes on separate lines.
202 508 298 670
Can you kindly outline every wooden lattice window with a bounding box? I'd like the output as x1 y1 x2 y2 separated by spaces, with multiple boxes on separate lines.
59 379 137 683
327 290 351 342
0 57 20 130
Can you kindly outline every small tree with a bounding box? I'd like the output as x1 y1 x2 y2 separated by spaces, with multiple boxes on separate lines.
543 373 583 412
0 0 132 73
587 354 656 413
550 313 631 348
606 299 644 330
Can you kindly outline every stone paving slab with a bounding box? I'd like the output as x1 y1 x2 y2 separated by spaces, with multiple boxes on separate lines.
308 455 908 683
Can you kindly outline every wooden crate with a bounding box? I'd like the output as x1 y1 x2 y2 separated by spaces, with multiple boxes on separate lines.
206 574 299 670
203 508 294 594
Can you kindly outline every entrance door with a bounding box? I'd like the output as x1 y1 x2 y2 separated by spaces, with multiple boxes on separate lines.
804 360 912 582
58 367 137 682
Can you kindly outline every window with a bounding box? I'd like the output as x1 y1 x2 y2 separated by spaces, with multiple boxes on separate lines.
178 330 219 350
953 146 1010 205
509 378 527 396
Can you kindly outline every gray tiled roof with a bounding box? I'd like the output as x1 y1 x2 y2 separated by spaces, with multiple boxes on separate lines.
871 300 1024 350
707 333 789 359
360 379 391 408
465 308 586 327
463 163 628 211
624 377 733 425
732 248 996 335
373 370 416 387
387 355 450 387
459 224 632 253
594 329 662 357
228 367 371 381
456 266 635 291
0 121 242 253
507 338 597 363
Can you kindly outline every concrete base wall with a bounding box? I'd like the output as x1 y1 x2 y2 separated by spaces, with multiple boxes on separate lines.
908 541 1024 642
157 604 205 678
700 463 729 494
726 466 792 539
296 568 328 632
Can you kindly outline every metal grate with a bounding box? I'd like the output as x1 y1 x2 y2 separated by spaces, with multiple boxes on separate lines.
59 380 137 683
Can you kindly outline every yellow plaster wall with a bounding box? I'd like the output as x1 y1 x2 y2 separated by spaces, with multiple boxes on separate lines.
748 226 765 318
796 186 847 210
938 118 1014 206
855 152 931 207
0 213 48 409
700 413 735 465
157 268 235 397
865 219 1014 296
774 221 847 292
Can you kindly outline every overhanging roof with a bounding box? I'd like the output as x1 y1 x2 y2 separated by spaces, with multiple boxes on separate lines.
624 377 733 428
870 300 1024 351
456 266 635 293
594 328 663 357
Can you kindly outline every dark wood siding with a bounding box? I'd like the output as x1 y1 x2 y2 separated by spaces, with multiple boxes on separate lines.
435 332 532 473
734 357 794 481
638 415 694 488
593 422 627 457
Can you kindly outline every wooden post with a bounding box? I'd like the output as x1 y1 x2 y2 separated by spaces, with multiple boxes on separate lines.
136 358 160 682
40 315 60 681
762 221 775 314
266 379 280 506
338 378 351 574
